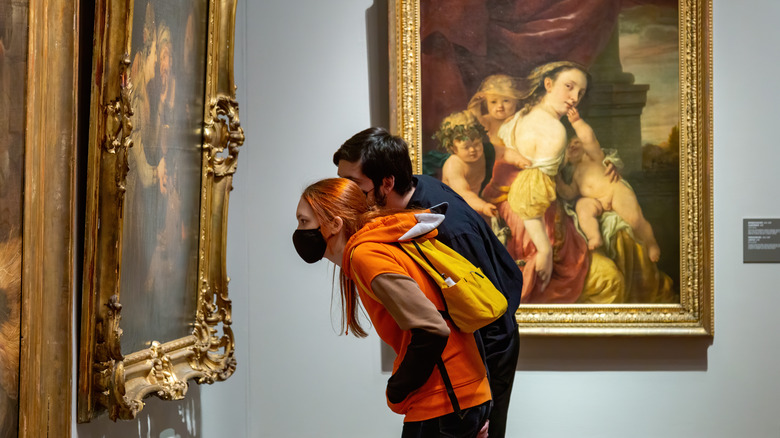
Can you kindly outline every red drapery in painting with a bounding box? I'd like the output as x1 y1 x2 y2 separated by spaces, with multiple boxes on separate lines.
420 0 677 149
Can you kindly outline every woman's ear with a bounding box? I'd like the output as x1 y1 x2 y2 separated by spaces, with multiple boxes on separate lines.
328 216 344 235
544 77 553 92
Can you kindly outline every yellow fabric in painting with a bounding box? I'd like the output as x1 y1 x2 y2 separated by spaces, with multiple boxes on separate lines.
484 187 509 205
611 230 676 303
506 168 556 219
576 251 625 304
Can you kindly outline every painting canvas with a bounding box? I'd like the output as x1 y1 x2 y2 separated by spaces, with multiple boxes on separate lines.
0 0 26 434
120 0 208 355
391 0 712 334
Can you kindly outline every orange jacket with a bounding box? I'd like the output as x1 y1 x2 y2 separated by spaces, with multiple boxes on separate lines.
343 210 491 422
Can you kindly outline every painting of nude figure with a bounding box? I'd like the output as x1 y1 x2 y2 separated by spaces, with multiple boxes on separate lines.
414 0 682 306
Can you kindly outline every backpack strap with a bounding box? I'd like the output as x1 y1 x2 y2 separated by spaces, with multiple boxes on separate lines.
436 357 466 419
410 239 448 282
407 240 466 418
405 239 491 419
405 240 454 323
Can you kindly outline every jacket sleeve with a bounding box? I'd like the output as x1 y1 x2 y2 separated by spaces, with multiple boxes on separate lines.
370 273 450 404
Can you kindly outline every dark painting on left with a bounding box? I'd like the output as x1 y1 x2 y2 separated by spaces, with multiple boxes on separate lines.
0 0 26 435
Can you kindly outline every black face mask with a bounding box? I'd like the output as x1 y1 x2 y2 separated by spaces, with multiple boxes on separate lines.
292 227 327 264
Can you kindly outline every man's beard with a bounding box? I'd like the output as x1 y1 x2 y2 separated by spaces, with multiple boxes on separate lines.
373 188 387 207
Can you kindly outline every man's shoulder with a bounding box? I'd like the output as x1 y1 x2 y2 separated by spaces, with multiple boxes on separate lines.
411 175 487 235
413 175 465 204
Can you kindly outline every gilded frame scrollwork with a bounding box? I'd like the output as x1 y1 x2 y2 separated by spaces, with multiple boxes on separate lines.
390 0 713 336
78 0 243 422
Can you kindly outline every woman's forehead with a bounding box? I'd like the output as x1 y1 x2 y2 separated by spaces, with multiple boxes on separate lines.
296 197 315 218
557 68 587 84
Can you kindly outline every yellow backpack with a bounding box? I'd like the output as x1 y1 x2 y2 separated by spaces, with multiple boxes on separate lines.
398 237 507 333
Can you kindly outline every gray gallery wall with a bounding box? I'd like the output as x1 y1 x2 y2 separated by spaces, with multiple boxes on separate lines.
74 0 780 437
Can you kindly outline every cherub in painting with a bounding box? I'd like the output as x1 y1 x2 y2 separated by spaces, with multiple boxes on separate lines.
434 110 497 218
557 107 661 261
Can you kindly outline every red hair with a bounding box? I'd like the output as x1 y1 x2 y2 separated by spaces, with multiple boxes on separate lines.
301 178 371 337
301 178 428 337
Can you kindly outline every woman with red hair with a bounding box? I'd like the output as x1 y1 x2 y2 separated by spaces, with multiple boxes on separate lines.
292 178 491 438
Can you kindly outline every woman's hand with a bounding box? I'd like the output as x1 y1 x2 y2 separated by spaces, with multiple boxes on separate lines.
504 148 532 169
535 247 553 291
567 107 582 124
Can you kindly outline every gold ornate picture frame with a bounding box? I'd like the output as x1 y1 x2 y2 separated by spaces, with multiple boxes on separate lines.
78 0 243 422
390 0 712 335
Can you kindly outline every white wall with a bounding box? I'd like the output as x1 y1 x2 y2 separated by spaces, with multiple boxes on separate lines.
239 1 399 436
75 0 780 437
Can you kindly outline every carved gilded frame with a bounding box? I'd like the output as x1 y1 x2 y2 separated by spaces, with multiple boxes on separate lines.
78 0 243 422
390 0 713 335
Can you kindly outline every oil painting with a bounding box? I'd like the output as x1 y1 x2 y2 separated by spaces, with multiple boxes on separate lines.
390 0 712 334
120 0 208 355
0 0 26 434
79 0 243 421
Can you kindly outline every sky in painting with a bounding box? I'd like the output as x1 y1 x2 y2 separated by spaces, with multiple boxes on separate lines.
619 4 680 146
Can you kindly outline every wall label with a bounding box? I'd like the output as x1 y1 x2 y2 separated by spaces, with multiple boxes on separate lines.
744 218 780 263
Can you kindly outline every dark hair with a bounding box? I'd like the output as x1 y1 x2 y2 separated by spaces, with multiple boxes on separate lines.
332 127 414 197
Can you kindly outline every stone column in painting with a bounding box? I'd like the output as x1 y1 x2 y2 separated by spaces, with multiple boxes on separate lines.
582 26 649 176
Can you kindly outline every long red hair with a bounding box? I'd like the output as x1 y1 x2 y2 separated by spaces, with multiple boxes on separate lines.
301 178 371 337
301 178 428 337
